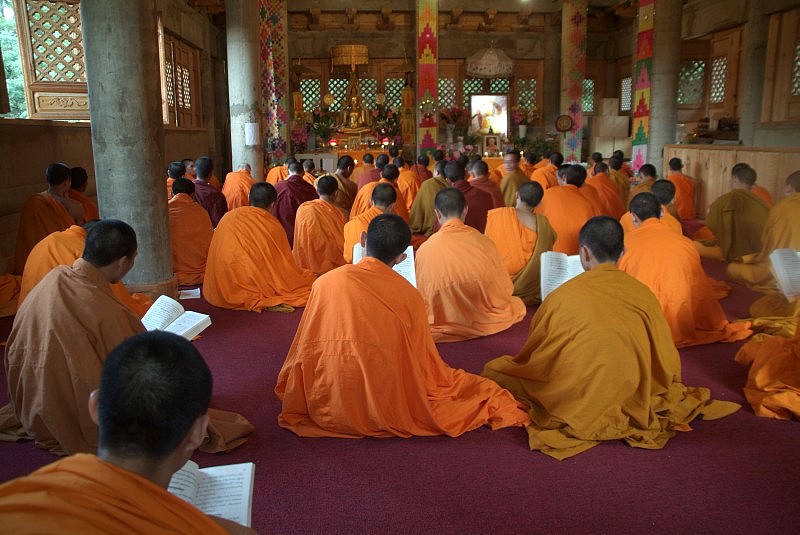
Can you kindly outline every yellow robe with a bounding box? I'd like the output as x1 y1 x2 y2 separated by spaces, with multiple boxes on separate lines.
703 189 770 262
409 176 448 236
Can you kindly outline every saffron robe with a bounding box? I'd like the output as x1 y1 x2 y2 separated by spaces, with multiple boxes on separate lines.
409 176 448 236
485 208 557 304
619 207 682 235
275 257 530 438
469 175 504 208
585 172 626 219
530 164 558 190
629 177 655 199
608 168 631 206
482 264 741 460
302 171 317 186
350 179 409 223
293 199 347 275
0 274 21 318
535 184 596 254
0 454 228 534
416 219 526 342
619 218 752 348
192 180 227 227
343 206 381 263
68 189 100 221
221 169 256 211
410 163 432 183
13 192 76 274
274 174 319 247
488 164 506 185
266 165 288 184
17 225 152 318
751 184 773 207
667 171 696 220
703 189 770 262
168 193 214 286
727 192 800 292
397 167 421 212
349 164 369 187
500 169 531 207
331 170 359 216
577 183 603 216
203 207 314 311
735 318 800 420
166 176 175 199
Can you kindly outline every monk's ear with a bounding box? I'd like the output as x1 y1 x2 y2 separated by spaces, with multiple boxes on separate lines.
183 413 209 454
391 252 407 268
359 231 367 248
433 207 442 220
461 205 469 220
88 389 100 426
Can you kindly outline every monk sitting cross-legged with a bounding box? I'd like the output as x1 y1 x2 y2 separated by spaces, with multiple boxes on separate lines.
485 181 557 305
168 178 214 286
68 166 100 222
203 182 315 312
534 163 596 254
584 161 626 219
620 179 682 236
0 331 256 535
343 183 397 263
275 213 530 438
416 188 526 343
350 164 409 223
482 216 741 460
221 162 256 211
409 159 448 238
293 175 347 275
529 152 562 191
432 161 493 234
619 192 752 348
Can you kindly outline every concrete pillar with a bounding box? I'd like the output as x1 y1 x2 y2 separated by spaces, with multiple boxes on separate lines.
225 0 263 181
738 0 768 146
543 17 561 130
81 0 175 297
648 0 682 174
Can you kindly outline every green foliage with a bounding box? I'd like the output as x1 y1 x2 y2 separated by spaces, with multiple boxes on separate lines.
1 6 28 118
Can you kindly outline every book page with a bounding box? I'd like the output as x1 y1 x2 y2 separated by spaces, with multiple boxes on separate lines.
178 288 201 300
167 460 199 504
540 251 584 301
142 295 185 331
769 248 800 299
194 462 255 527
165 311 211 341
353 244 417 288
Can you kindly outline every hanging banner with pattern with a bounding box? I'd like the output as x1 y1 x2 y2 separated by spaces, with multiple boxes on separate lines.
259 0 289 163
560 0 588 163
631 0 654 172
417 0 437 155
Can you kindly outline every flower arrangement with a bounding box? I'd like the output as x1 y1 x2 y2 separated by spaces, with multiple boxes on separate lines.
439 105 471 127
372 106 402 142
290 123 308 153
309 108 336 142
511 106 540 126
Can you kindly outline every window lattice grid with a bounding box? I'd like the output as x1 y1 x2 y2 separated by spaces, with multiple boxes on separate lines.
175 65 186 109
327 78 348 112
300 79 321 111
164 59 175 108
582 79 595 113
516 78 538 110
462 78 483 107
384 78 404 110
709 56 727 104
677 60 705 106
489 78 510 94
25 0 85 82
360 78 377 110
793 43 800 96
620 77 632 112
180 65 191 109
438 78 456 109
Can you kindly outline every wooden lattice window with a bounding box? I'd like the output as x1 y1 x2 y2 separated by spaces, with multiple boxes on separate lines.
300 78 320 111
437 78 456 109
13 0 87 119
384 78 404 110
360 77 377 110
619 76 632 112
488 78 510 94
516 78 537 110
327 77 347 112
160 29 202 128
793 43 800 96
709 56 727 104
677 60 705 106
461 78 482 107
582 79 595 113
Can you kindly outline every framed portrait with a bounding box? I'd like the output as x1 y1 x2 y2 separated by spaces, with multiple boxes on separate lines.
483 135 500 156
470 94 508 136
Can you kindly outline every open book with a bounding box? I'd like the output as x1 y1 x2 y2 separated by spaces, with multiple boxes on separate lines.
168 460 255 527
352 243 417 288
540 251 585 301
769 248 800 300
141 295 211 340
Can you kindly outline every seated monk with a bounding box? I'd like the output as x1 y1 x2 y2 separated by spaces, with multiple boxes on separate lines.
733 163 774 207
1 220 252 455
293 175 347 275
629 163 657 198
584 161 626 219
432 161 493 233
13 163 83 274
395 156 420 212
0 256 21 318
350 164 409 223
343 183 396 263
273 161 319 247
619 192 751 347
165 160 185 200
534 164 596 254
358 153 386 190
265 157 293 185
17 222 152 318
666 157 696 220
607 155 631 207
416 188 526 342
485 181 556 304
0 331 256 534
520 151 539 176
221 163 256 211
482 216 741 460
619 179 682 235
735 317 800 420
349 152 373 187
330 155 359 217
409 160 448 238
530 152 562 191
499 150 531 207
694 164 770 262
168 178 214 286
410 154 433 183
275 213 530 438
532 151 551 171
468 159 504 209
727 171 800 294
203 182 315 312
301 159 317 186
572 164 603 216
68 166 100 221
193 156 227 227
587 152 603 177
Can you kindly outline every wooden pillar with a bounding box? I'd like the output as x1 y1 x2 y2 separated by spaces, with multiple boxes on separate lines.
560 0 588 162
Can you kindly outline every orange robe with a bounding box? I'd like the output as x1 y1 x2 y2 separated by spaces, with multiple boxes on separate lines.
203 207 315 311
293 199 347 275
275 256 530 438
500 169 531 207
751 184 773 208
530 164 558 190
482 263 740 460
667 172 696 220
629 177 655 199
69 189 100 221
208 175 221 190
608 168 630 206
301 171 316 186
221 169 255 211
532 157 549 170
619 207 682 235
0 274 21 318
578 183 603 216
619 218 752 348
13 192 76 274
266 165 288 185
416 219 526 342
349 164 368 186
343 206 381 263
166 177 175 199
485 208 557 304
534 184 596 254
488 165 506 185
585 172 626 219
397 168 421 212
735 318 800 420
349 179 409 223
17 225 152 318
0 454 228 534
168 193 214 286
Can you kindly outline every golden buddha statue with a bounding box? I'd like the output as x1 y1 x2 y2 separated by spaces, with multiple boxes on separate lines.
338 72 372 134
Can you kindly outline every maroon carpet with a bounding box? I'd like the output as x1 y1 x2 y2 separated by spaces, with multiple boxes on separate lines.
1 259 798 533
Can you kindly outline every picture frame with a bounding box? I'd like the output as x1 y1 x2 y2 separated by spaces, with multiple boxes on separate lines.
483 135 500 156
470 94 509 137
